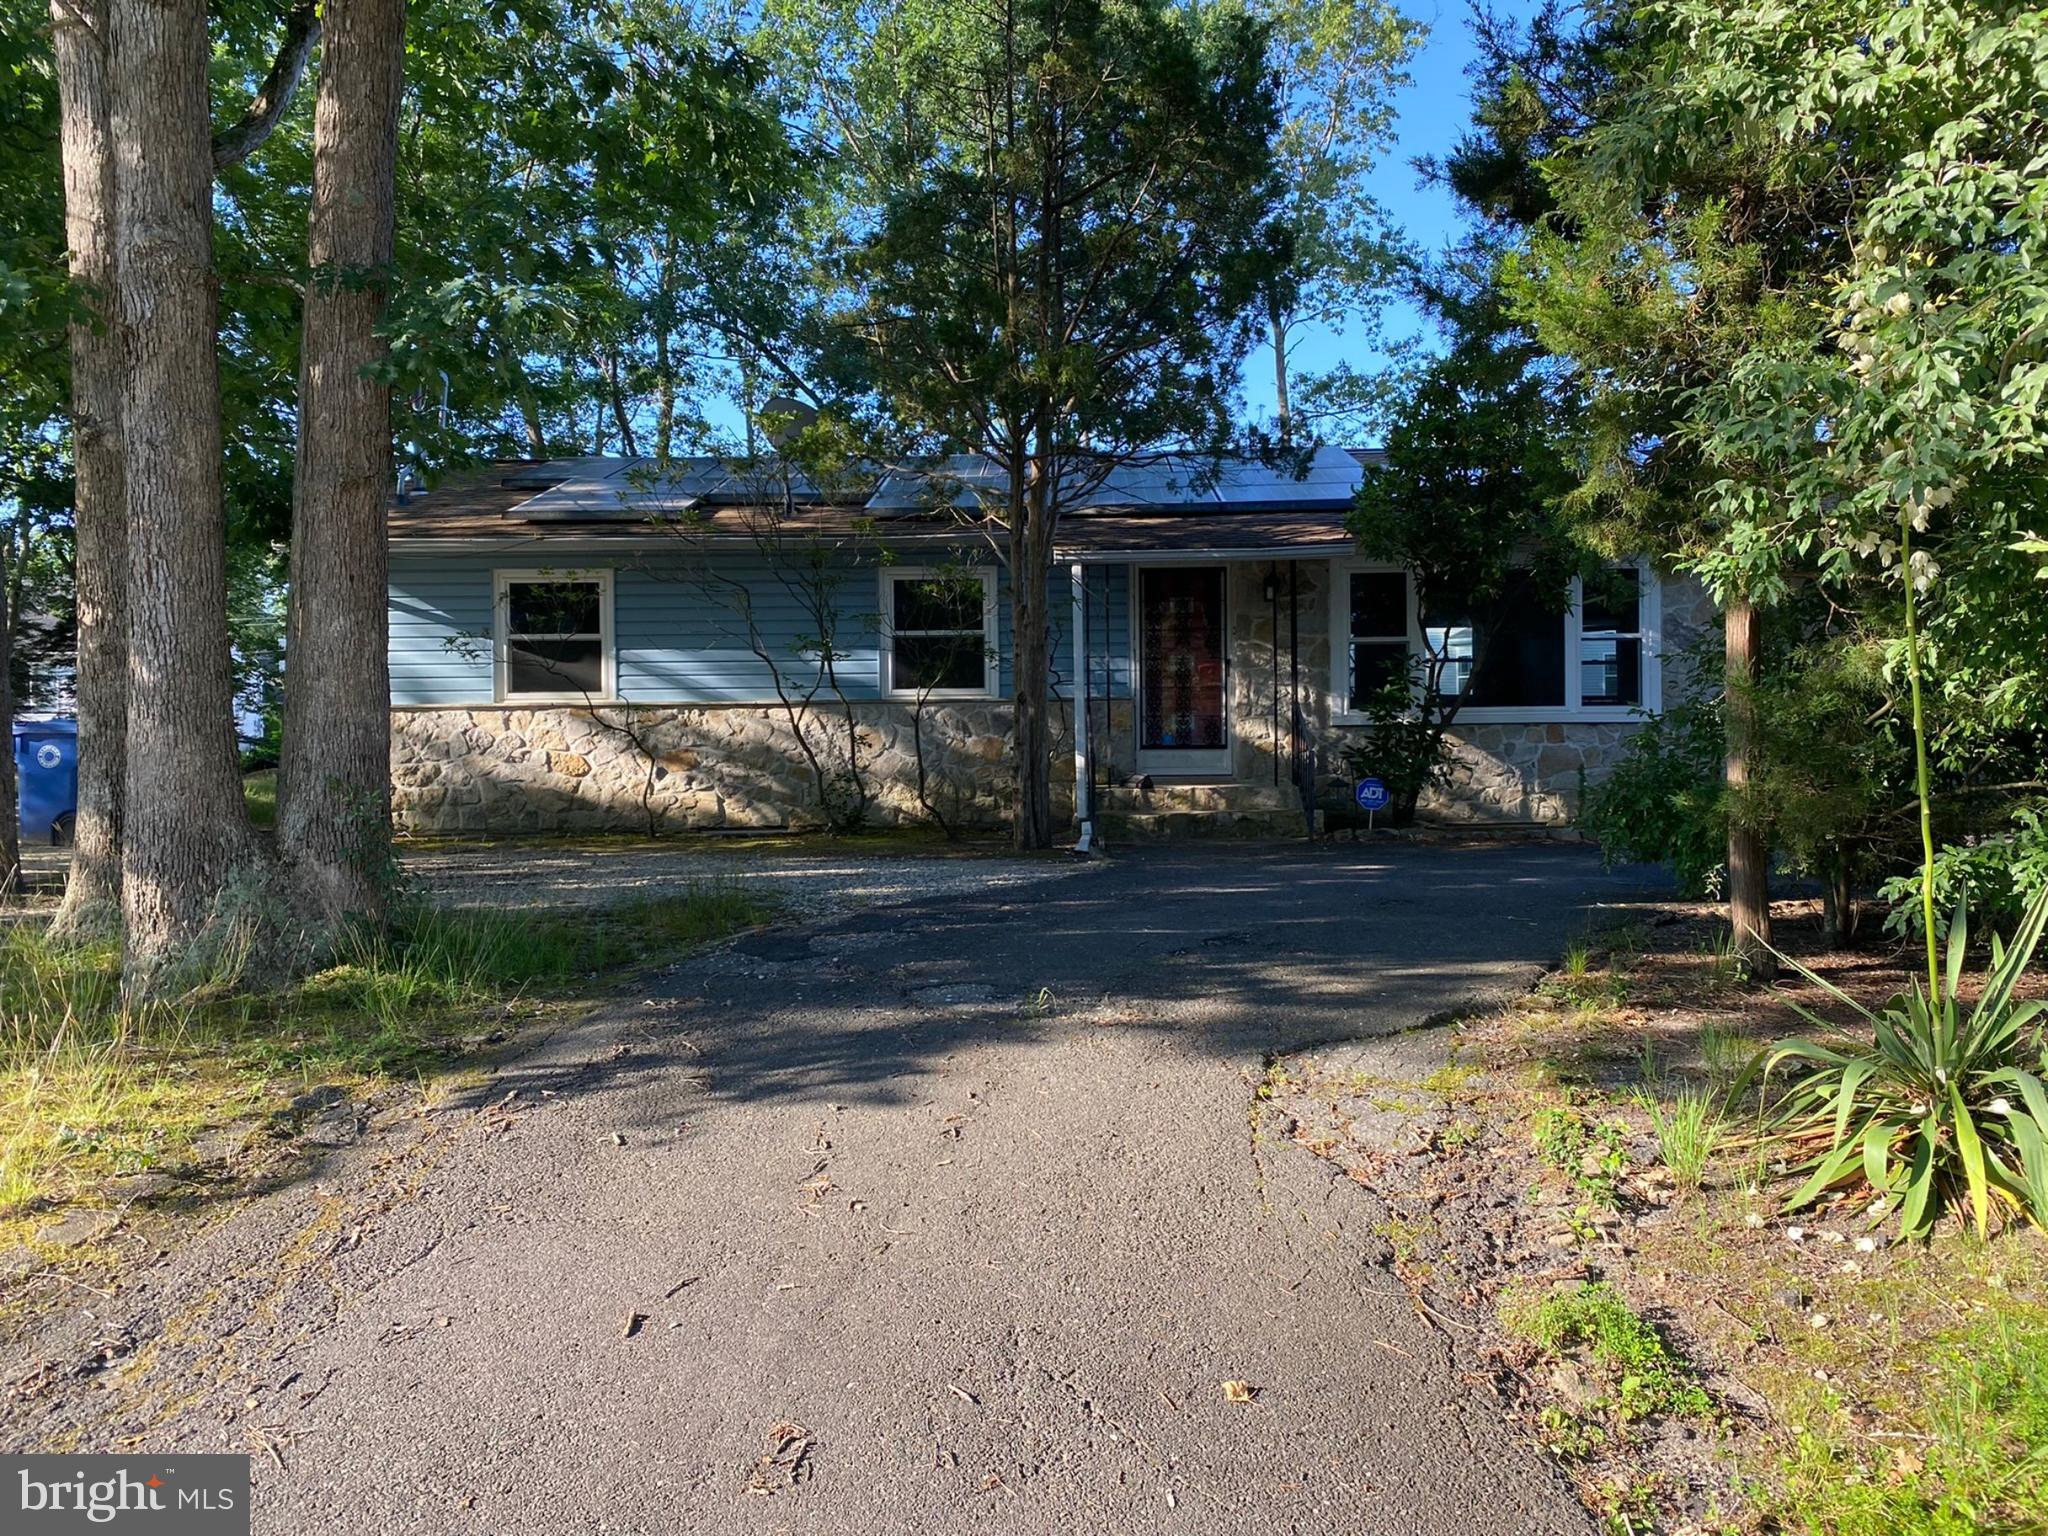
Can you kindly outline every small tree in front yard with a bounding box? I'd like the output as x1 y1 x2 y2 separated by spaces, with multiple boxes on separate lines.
824 0 1289 848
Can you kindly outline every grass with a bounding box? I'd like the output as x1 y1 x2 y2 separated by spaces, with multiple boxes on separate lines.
1766 1310 2048 1535
1183 901 2047 1532
1696 1020 1753 1081
0 883 770 1251
242 769 277 828
1638 1085 1724 1192
1502 906 2048 1532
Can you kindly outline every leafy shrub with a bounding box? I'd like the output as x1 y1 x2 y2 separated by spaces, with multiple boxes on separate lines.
1753 886 2048 1238
1578 696 1727 897
1879 806 2048 941
1339 673 1450 825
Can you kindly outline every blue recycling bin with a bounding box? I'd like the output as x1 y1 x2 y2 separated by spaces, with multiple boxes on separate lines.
15 717 78 845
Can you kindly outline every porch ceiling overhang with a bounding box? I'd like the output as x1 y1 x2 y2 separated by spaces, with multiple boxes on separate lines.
1053 511 1357 563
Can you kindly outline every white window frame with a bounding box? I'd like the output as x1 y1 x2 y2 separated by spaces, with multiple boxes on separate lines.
878 565 998 700
493 568 617 704
1327 558 1660 725
1328 562 1423 726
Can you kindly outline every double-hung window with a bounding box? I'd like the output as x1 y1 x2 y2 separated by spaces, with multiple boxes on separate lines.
1343 568 1412 713
495 570 614 701
881 567 995 697
1578 570 1645 708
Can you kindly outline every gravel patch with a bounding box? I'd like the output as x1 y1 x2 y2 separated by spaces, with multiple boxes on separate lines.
399 838 1092 921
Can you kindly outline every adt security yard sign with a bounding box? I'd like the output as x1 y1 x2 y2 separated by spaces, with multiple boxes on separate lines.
1353 777 1389 813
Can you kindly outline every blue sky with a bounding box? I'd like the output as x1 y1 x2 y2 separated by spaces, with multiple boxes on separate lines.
1241 0 1513 426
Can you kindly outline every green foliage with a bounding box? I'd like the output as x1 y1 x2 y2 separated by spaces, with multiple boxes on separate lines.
1343 264 1588 818
1879 808 2048 941
1250 0 1419 437
1579 694 1727 897
1746 635 1904 898
1510 0 2048 931
378 0 810 463
836 0 1288 467
1506 1281 1714 1423
1533 1103 1629 1203
1338 673 1445 825
1533 1404 1608 1462
1584 620 1918 914
1753 886 2048 1239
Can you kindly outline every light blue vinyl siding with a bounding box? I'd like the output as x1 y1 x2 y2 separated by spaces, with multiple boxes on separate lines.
389 551 1135 708
389 558 494 705
999 563 1129 702
616 558 887 700
1081 563 1132 700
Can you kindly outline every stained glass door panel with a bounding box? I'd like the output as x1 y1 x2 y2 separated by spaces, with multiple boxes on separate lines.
1138 567 1228 762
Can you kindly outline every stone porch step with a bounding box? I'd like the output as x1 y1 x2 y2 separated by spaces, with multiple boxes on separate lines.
1090 779 1309 840
1095 780 1300 815
1097 808 1308 841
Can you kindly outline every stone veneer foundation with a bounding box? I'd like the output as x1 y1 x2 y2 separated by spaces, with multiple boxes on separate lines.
391 699 1066 836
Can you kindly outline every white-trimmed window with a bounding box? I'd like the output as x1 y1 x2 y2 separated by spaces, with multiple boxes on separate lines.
880 566 996 697
494 569 615 701
1330 559 1659 723
1578 568 1646 708
1341 566 1414 714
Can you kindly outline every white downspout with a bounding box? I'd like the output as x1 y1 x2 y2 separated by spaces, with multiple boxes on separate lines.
1070 559 1094 853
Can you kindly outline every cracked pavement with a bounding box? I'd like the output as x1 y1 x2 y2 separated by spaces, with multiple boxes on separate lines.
9 841 1668 1534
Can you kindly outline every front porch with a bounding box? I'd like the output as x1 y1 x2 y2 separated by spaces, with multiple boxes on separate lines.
1066 548 1344 845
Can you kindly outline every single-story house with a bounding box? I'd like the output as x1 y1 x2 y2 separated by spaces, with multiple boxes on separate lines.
387 448 1715 838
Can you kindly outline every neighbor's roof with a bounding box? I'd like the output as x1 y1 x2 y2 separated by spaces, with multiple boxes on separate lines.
388 448 1381 554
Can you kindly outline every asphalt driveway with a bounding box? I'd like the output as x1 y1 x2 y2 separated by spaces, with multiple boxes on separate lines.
16 842 1667 1534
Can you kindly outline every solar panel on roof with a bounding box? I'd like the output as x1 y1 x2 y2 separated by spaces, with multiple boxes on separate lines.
498 456 625 490
1086 459 1216 506
862 447 1365 514
867 454 1010 512
1211 446 1362 505
508 455 856 521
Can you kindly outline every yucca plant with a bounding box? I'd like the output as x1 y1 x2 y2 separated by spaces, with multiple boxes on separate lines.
1748 887 2048 1238
1743 504 2048 1239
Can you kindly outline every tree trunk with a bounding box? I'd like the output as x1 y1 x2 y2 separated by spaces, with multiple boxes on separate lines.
112 0 262 986
278 0 404 926
519 392 545 456
1821 851 1857 950
653 235 676 460
49 0 128 937
1270 308 1290 444
1009 448 1055 850
0 534 18 897
1723 597 1774 977
601 350 638 457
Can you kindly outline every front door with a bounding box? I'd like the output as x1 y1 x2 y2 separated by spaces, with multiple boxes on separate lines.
1136 565 1230 775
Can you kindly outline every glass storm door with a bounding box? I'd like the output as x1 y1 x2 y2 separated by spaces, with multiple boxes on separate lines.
1136 566 1231 774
